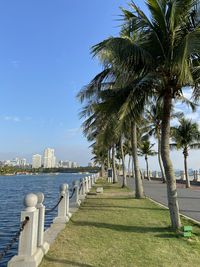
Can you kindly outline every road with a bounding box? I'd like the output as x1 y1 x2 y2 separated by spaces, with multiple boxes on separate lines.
124 177 200 222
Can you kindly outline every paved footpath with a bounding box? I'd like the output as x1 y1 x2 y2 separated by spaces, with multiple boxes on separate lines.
125 178 200 222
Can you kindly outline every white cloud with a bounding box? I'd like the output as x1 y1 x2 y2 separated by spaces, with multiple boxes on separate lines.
3 116 21 122
2 115 33 123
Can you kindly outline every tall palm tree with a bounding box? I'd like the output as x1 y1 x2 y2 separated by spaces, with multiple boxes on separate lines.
145 102 166 182
78 64 147 198
93 0 200 229
78 0 200 229
138 139 157 180
171 118 200 188
90 143 107 177
146 101 184 183
115 137 128 187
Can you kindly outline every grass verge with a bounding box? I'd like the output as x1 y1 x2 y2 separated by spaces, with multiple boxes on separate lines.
40 179 200 267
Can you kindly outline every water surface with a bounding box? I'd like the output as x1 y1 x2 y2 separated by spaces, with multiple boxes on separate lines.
0 173 88 266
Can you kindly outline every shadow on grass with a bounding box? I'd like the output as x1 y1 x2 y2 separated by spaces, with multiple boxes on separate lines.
96 185 123 190
44 255 94 267
155 233 180 238
90 197 133 200
71 219 175 236
80 205 165 211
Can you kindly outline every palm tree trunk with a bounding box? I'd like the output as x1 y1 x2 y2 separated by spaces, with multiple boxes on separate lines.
183 148 190 188
112 144 117 183
145 155 150 181
157 130 166 183
131 121 144 198
101 162 105 177
121 138 127 187
161 93 181 229
107 149 111 169
140 169 144 180
128 155 131 178
132 156 134 178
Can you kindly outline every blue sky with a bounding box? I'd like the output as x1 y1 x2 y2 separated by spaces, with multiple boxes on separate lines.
0 0 144 164
0 1 200 170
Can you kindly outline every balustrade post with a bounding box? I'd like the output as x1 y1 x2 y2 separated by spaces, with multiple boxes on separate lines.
90 175 93 186
88 176 92 190
73 181 81 206
36 193 49 254
8 193 43 267
80 178 86 198
196 170 200 181
53 184 69 224
154 171 158 178
87 176 90 190
66 184 72 219
85 177 89 193
180 171 185 180
91 175 95 186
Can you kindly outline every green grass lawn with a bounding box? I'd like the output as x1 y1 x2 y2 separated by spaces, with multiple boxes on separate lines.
40 179 200 267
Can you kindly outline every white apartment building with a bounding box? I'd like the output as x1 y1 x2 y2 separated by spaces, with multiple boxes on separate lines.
19 158 27 167
43 148 56 168
71 161 78 168
32 154 42 169
4 158 27 167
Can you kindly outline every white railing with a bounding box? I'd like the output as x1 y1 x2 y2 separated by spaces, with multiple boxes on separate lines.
106 168 200 182
7 173 99 267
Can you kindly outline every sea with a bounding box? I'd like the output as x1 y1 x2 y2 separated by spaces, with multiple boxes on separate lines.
0 172 89 266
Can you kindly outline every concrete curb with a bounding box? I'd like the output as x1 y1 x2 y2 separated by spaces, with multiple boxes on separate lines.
147 196 200 226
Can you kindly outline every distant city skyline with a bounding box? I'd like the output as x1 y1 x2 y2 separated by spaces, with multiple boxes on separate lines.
0 0 128 166
0 1 200 169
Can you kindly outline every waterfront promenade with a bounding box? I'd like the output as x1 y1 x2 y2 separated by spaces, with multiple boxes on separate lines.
39 179 200 267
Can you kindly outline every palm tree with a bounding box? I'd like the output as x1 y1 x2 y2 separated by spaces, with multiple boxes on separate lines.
93 0 200 229
90 142 108 177
78 61 147 198
115 137 128 187
78 0 200 229
171 118 200 188
145 101 184 183
80 94 123 183
138 139 157 180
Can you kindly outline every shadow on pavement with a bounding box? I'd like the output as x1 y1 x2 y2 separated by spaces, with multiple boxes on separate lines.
178 196 200 200
180 209 200 213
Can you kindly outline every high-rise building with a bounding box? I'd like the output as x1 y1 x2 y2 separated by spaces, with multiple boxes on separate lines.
19 158 27 167
32 154 42 169
43 148 56 168
71 161 78 168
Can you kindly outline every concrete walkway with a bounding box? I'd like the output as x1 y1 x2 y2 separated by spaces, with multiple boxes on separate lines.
40 180 200 267
125 178 200 222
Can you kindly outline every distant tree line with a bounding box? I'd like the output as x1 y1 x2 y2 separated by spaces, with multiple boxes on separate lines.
0 166 100 175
